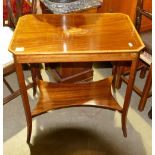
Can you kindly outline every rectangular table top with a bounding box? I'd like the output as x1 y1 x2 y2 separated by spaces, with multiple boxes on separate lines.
9 13 144 56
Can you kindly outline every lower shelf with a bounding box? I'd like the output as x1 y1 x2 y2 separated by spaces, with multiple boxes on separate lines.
31 76 122 117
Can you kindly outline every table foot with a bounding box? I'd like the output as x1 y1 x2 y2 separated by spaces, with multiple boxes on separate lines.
122 114 127 137
26 124 32 144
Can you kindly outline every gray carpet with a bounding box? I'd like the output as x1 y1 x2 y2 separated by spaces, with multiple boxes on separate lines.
3 63 152 155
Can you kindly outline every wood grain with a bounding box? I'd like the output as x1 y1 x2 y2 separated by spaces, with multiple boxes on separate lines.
9 13 144 57
32 76 122 117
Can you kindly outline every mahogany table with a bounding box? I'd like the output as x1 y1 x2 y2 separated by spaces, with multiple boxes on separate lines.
8 13 144 143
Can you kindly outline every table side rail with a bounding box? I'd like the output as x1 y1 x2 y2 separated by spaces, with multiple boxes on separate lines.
14 52 139 63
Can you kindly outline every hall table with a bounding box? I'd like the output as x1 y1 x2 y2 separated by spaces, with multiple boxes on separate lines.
8 13 144 143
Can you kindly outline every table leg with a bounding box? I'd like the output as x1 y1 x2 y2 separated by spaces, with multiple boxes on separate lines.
115 62 124 89
30 63 42 96
138 63 152 111
122 59 138 137
15 63 32 143
112 62 117 93
148 107 152 119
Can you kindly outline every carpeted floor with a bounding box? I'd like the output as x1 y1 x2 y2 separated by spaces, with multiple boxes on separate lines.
3 63 152 155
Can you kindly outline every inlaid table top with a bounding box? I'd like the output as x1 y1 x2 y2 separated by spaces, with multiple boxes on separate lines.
7 13 145 143
9 13 144 56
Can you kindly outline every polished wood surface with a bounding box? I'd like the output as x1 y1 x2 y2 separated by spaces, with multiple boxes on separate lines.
32 76 122 117
9 13 144 143
9 13 144 56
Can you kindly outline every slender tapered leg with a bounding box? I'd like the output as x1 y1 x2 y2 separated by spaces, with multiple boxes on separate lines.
30 64 37 96
115 62 123 89
121 58 138 137
15 63 32 143
138 64 152 111
30 63 43 96
139 66 147 79
148 107 152 119
112 62 117 93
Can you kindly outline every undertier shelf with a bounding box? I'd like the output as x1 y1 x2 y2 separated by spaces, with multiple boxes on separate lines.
32 76 122 117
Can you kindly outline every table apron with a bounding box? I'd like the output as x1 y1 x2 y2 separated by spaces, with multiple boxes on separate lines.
14 52 139 63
